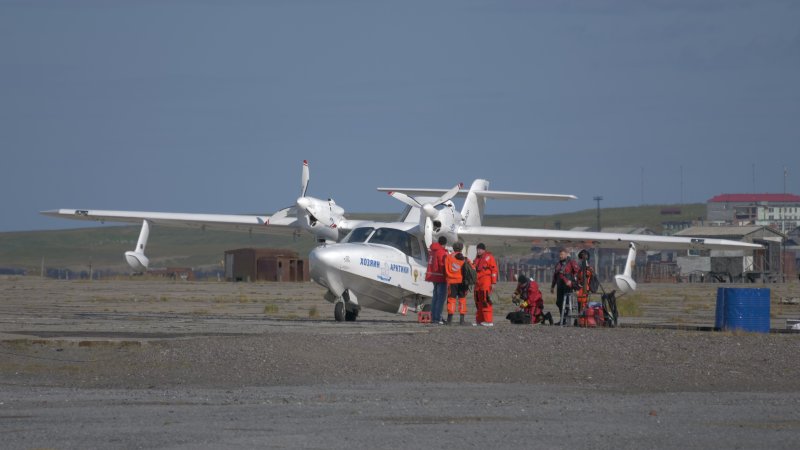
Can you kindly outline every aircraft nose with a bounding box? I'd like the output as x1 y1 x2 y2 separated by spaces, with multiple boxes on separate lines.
309 245 345 297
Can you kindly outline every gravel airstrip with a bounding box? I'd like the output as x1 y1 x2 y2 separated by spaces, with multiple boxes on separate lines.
1 277 799 449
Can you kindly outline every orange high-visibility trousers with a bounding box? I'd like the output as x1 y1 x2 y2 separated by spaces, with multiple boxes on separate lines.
447 283 467 315
474 289 493 324
447 297 467 315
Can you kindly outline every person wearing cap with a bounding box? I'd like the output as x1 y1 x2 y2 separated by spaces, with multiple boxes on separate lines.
472 242 498 327
575 249 595 313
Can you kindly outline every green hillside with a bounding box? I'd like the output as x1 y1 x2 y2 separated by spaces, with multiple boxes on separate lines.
0 205 704 273
484 203 705 231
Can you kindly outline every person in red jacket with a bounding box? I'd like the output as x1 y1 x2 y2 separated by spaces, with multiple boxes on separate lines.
444 242 468 325
472 242 498 327
550 248 579 324
426 236 448 324
513 274 553 325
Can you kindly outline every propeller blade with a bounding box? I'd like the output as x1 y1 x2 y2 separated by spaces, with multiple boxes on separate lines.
301 160 310 197
423 217 433 248
388 191 422 208
430 183 463 206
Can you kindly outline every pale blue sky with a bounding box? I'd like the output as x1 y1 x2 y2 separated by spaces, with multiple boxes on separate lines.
1 0 798 231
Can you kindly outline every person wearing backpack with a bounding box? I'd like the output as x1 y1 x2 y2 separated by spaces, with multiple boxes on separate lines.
576 249 596 313
444 242 468 325
472 243 498 327
426 236 448 324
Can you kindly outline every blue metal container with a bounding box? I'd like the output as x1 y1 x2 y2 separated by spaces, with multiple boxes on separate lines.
715 288 770 333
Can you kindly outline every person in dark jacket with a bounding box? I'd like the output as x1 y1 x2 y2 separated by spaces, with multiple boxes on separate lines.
550 248 579 324
426 236 448 324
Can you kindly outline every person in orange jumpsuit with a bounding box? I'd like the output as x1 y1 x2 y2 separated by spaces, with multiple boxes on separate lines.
444 242 467 325
472 242 498 327
575 249 595 313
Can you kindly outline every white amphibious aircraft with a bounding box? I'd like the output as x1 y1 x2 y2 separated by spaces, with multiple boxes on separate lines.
43 161 761 322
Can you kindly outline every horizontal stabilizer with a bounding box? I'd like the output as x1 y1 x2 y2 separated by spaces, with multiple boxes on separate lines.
377 188 576 201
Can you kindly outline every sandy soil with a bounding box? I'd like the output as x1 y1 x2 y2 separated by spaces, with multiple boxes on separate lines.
1 277 799 449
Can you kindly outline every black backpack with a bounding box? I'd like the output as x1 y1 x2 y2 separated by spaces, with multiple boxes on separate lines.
461 260 477 289
506 311 532 324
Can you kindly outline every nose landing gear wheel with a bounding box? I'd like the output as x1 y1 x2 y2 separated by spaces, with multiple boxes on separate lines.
334 302 345 322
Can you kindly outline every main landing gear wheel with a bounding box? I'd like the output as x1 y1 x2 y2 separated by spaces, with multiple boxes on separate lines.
334 302 345 322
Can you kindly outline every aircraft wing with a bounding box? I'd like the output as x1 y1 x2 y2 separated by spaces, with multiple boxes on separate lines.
456 226 763 251
40 208 300 234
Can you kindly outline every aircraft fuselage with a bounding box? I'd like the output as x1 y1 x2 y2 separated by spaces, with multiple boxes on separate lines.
310 242 431 314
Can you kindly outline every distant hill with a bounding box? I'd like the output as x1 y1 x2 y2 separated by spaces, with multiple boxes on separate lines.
0 204 704 273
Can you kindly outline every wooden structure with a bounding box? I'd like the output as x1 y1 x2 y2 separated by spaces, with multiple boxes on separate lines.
224 248 309 282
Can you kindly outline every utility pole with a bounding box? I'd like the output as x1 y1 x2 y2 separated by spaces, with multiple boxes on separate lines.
593 196 603 232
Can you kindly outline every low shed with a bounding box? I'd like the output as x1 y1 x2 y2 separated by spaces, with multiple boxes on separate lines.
224 248 309 282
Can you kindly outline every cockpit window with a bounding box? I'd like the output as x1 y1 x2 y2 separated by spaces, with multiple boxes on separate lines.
343 227 374 243
368 228 422 259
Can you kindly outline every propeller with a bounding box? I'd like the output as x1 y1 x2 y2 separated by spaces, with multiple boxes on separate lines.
388 183 463 247
301 160 310 198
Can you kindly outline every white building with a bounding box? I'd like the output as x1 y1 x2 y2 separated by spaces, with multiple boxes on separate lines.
706 193 800 234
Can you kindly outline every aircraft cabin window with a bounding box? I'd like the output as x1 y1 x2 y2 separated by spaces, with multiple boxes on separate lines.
368 228 413 256
409 235 422 259
344 227 374 243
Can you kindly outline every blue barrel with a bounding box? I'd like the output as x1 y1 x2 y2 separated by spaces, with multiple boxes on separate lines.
715 288 770 333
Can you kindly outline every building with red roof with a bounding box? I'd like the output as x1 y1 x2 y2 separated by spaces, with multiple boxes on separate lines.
707 193 800 233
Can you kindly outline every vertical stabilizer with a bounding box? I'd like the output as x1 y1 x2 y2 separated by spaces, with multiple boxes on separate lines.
461 179 489 227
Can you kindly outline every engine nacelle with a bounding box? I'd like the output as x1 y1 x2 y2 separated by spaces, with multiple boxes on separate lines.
297 196 344 242
430 201 459 247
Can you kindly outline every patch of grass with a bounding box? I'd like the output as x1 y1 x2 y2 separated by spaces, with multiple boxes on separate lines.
263 304 279 314
616 296 642 317
308 305 319 318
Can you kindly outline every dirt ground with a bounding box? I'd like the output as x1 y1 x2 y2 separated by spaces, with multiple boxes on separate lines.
1 277 799 449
